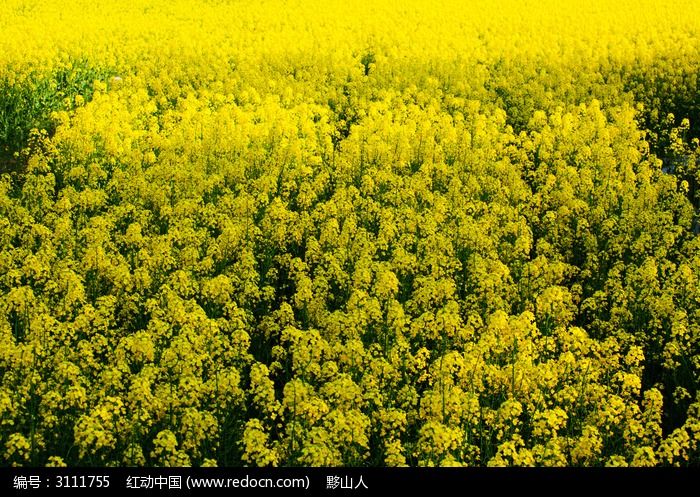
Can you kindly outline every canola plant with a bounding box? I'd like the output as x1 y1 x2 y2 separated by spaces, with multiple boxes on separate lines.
1 0 700 466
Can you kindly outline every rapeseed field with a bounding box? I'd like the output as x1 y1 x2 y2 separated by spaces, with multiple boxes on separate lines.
1 0 699 466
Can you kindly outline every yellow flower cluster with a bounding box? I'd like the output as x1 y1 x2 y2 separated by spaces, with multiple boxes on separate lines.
1 0 700 467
